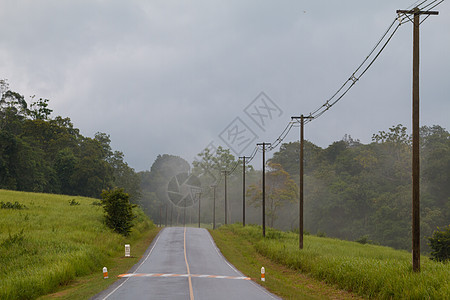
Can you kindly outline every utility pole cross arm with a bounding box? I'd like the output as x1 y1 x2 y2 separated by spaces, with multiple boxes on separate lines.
396 9 438 15
291 116 314 120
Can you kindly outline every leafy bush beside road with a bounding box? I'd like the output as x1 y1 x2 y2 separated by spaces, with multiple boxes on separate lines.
101 188 136 236
428 225 450 262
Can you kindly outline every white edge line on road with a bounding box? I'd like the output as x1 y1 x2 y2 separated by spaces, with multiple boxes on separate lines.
101 229 163 300
207 230 279 300
134 230 163 272
207 231 242 276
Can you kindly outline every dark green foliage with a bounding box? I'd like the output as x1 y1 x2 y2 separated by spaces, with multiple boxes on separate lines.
101 188 135 236
0 201 27 210
428 225 450 262
108 150 141 204
28 97 52 120
356 235 373 245
316 230 326 237
270 141 323 175
0 80 141 201
266 229 283 239
68 199 80 206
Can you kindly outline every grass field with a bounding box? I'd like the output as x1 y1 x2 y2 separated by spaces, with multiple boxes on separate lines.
0 189 156 300
211 224 449 299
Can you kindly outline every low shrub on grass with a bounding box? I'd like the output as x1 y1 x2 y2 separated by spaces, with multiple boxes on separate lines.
68 199 80 206
91 200 102 206
0 201 27 209
428 225 450 262
355 234 373 245
316 230 326 237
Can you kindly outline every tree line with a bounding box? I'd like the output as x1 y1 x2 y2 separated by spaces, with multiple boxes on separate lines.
138 124 448 252
270 125 449 251
0 80 140 200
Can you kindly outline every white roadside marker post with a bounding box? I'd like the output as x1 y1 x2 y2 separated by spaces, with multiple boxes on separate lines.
125 244 130 257
261 267 265 282
103 267 108 279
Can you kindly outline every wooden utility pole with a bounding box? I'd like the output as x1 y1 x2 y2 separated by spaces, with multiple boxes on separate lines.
197 192 202 228
211 185 217 229
257 143 271 237
159 204 162 227
292 115 313 249
396 7 438 272
239 156 250 226
183 199 186 227
222 170 229 225
165 203 168 227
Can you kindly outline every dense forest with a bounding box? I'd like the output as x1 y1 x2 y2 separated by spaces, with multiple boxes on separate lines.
270 125 449 251
0 80 140 201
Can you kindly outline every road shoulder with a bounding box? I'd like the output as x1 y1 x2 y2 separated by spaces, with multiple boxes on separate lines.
209 228 362 300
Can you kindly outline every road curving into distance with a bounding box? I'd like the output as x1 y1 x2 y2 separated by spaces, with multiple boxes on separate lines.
92 227 279 300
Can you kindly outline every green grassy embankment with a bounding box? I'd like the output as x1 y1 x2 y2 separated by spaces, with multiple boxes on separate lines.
0 189 158 300
211 224 449 299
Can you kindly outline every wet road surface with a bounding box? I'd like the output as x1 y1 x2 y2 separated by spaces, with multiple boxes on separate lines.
92 227 279 300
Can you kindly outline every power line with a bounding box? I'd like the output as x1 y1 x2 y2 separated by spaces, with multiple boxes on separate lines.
262 7 410 154
305 20 401 124
421 0 442 10
303 0 443 125
420 0 444 24
204 0 445 169
261 0 444 152
268 121 296 151
407 0 429 10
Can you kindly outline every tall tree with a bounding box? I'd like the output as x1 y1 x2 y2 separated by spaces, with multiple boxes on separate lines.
109 150 141 204
247 162 298 227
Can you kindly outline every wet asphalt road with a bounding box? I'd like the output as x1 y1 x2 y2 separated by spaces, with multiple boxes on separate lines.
92 227 279 300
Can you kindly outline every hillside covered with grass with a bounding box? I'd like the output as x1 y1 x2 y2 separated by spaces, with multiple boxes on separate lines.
0 189 155 300
211 224 449 299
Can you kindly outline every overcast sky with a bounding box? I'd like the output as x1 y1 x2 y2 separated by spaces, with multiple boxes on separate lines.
1 0 448 171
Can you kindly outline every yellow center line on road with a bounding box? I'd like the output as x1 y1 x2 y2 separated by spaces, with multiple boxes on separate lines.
184 227 195 300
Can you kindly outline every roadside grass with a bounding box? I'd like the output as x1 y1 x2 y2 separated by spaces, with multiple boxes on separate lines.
212 224 450 299
210 226 361 299
0 189 156 300
38 226 161 300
